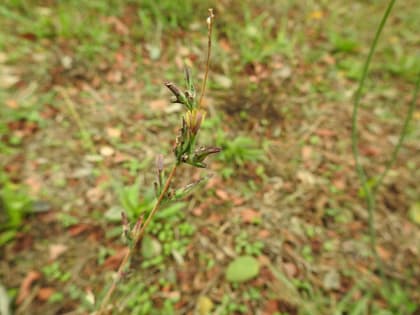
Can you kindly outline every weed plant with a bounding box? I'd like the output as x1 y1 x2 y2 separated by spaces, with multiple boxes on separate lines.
97 9 219 314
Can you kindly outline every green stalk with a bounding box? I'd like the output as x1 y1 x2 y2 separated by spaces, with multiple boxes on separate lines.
351 0 396 275
374 74 420 192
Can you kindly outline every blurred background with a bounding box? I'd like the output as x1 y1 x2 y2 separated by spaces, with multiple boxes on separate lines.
0 1 419 314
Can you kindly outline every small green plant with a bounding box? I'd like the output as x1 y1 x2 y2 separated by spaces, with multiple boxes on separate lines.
216 294 248 314
329 32 360 54
97 10 220 314
42 262 72 282
331 281 418 315
225 8 295 66
216 133 265 166
234 231 264 256
0 179 32 245
378 281 418 315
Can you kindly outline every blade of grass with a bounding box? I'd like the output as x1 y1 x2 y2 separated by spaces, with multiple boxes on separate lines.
351 0 396 276
374 74 420 192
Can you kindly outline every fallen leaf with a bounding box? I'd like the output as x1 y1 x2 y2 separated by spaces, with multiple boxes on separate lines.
240 208 261 223
68 223 91 236
263 300 279 315
161 291 180 300
232 196 245 206
0 52 7 63
86 186 104 203
112 152 131 164
215 189 229 201
24 176 42 195
197 295 214 315
301 146 312 162
37 288 55 301
5 99 18 108
297 170 316 185
103 247 129 270
316 129 336 137
332 176 346 190
17 271 41 304
323 269 341 291
106 127 121 139
49 244 68 261
192 205 205 217
100 146 115 157
376 245 391 261
309 10 324 20
0 284 11 315
258 229 270 238
226 256 260 283
207 213 223 224
359 145 380 157
283 262 298 278
0 73 19 88
107 16 129 35
149 99 167 111
213 74 232 89
85 288 95 305
219 38 231 52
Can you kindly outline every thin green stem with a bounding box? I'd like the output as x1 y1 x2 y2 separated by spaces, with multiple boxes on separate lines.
374 74 420 192
198 9 214 107
351 0 396 275
97 164 177 314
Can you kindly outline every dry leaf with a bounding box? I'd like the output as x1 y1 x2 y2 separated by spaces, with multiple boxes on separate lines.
376 245 391 261
309 10 324 20
100 146 115 157
24 176 42 195
149 99 167 111
49 244 68 261
301 146 312 162
86 187 104 203
215 189 229 201
37 288 55 301
240 208 261 223
106 127 121 139
316 129 336 137
283 262 298 278
104 248 129 270
68 223 91 236
263 300 279 315
258 229 270 239
17 271 41 304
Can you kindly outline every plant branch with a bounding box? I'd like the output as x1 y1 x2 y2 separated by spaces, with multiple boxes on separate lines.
198 8 214 107
97 164 177 314
351 0 395 276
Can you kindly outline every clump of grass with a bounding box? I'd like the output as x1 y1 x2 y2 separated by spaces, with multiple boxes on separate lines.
97 9 219 314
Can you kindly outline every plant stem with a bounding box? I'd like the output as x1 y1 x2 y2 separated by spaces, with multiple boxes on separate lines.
351 0 395 276
373 73 420 193
97 164 177 314
198 8 214 107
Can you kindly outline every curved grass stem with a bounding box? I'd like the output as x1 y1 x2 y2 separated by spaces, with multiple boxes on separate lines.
351 0 396 276
373 74 420 193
